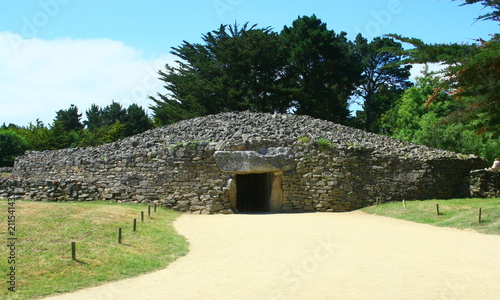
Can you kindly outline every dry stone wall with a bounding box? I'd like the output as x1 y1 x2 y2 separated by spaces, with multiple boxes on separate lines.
0 112 488 213
468 169 500 198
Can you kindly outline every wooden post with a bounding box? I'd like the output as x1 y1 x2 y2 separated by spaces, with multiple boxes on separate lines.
133 218 137 231
141 211 144 222
71 242 76 261
436 204 440 216
148 204 151 216
154 203 157 212
478 208 482 223
403 200 406 208
118 228 122 244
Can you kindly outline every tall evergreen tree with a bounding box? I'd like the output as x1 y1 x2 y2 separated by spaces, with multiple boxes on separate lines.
84 104 104 132
124 104 152 136
353 35 412 132
280 15 362 124
150 23 287 125
102 101 127 126
53 104 84 132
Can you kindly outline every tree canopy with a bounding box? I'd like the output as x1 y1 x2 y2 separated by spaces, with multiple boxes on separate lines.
150 15 364 125
387 0 499 136
280 15 362 124
0 102 152 154
381 0 500 161
0 131 28 167
352 35 412 132
150 23 288 125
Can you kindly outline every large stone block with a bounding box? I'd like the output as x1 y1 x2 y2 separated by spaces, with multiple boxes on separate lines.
214 147 295 173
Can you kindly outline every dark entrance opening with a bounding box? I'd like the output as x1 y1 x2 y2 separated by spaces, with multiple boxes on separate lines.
236 173 271 212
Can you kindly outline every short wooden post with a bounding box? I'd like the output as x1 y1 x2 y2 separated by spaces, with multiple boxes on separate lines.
148 204 151 216
133 218 137 231
118 228 122 244
154 203 157 212
436 204 440 216
71 242 76 261
141 211 144 222
478 208 482 223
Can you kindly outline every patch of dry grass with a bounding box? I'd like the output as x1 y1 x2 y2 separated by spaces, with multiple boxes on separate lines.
0 200 187 300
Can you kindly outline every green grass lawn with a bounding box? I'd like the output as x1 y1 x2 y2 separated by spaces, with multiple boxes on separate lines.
361 198 500 235
0 200 188 300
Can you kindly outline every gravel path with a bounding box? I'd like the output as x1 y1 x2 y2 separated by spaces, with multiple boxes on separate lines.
44 211 500 300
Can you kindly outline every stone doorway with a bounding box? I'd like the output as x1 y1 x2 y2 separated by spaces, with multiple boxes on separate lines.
236 173 271 212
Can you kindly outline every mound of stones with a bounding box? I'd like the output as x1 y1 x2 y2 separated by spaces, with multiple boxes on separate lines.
1 111 489 212
14 111 473 173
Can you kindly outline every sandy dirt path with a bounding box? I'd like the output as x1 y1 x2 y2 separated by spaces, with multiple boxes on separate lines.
44 211 500 300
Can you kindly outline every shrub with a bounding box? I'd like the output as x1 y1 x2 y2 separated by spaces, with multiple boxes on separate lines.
0 130 29 167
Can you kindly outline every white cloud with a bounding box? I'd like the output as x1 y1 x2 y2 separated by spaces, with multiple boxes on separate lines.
0 31 174 126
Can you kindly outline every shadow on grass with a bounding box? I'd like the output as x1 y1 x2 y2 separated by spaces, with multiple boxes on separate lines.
72 259 89 265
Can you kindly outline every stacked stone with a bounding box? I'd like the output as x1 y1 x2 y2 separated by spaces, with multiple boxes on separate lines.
0 167 13 173
1 111 488 212
468 169 500 198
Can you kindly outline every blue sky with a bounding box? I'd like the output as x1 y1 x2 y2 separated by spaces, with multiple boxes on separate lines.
0 0 497 126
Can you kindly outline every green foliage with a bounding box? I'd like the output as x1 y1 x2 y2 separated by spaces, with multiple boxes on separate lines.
77 121 126 147
316 137 332 148
73 102 150 146
381 1 500 161
383 70 457 140
150 16 363 125
124 103 153 136
0 201 188 299
18 120 55 151
83 104 104 131
384 70 500 163
54 104 84 132
281 15 362 124
352 34 412 132
0 102 152 164
297 136 310 143
102 101 127 126
150 23 288 125
0 131 29 167
447 35 500 134
387 1 499 137
455 0 500 22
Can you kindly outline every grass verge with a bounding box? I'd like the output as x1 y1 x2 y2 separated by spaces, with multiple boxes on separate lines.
0 200 188 300
361 198 500 236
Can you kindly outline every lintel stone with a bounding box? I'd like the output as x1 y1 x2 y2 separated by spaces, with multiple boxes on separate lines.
214 147 295 173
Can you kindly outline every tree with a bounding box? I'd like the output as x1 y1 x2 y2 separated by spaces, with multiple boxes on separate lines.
457 0 500 22
0 131 28 167
51 104 84 149
280 15 362 124
124 104 152 136
150 23 287 125
84 104 104 132
383 70 457 141
102 101 127 126
53 104 84 132
383 69 500 161
22 119 55 151
353 35 412 132
387 0 499 136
